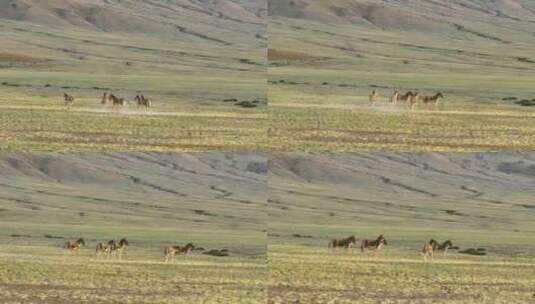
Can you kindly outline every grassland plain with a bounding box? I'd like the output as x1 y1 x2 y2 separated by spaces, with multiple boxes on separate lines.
267 0 535 151
0 153 268 303
268 153 535 303
0 0 267 151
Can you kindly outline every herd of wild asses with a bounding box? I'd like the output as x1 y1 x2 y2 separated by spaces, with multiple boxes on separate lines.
63 238 228 263
63 92 152 109
329 234 462 261
369 90 444 108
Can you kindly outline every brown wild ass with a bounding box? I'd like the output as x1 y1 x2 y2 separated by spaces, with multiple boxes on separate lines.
396 91 414 103
361 234 387 257
422 239 453 261
95 242 111 259
390 90 399 103
64 238 85 252
433 239 453 256
135 94 151 109
328 235 357 252
422 239 437 261
421 92 444 104
108 238 129 260
369 90 379 102
409 91 420 108
164 243 195 263
101 92 108 105
63 93 74 106
109 94 125 108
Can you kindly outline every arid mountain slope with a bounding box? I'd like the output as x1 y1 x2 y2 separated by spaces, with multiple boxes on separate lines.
1 0 266 40
269 0 535 31
0 153 267 235
269 153 535 250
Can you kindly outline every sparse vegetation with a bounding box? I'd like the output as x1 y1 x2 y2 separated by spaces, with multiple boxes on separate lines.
268 153 535 303
0 153 267 303
0 105 267 151
0 0 266 151
268 245 535 304
0 244 266 304
268 0 535 151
